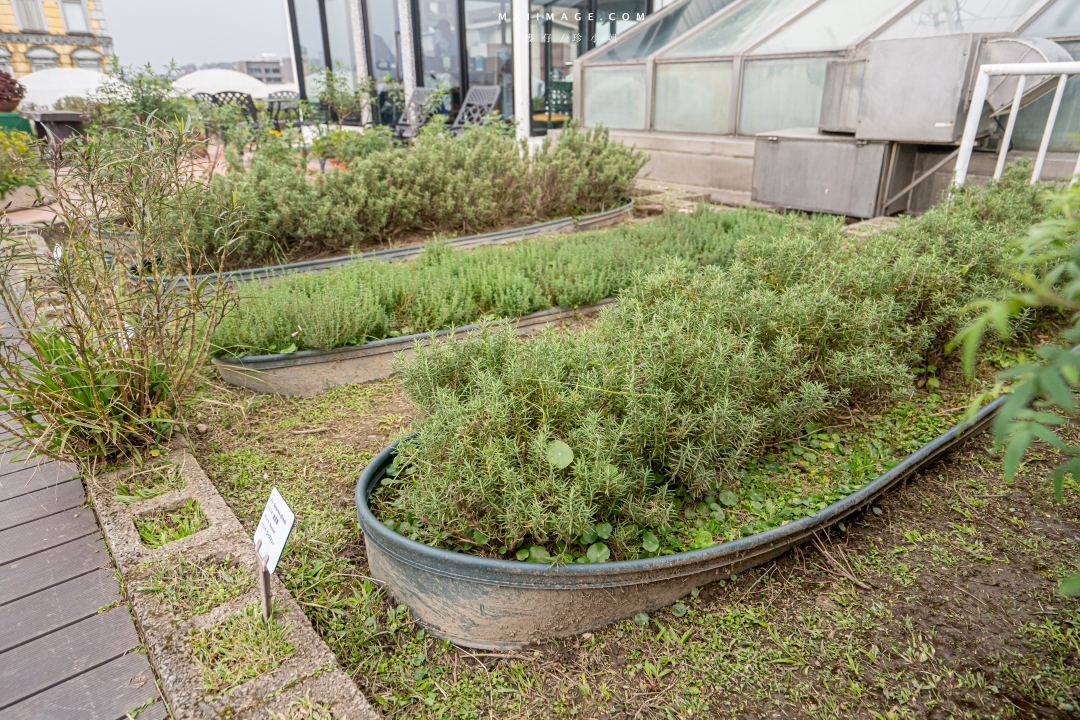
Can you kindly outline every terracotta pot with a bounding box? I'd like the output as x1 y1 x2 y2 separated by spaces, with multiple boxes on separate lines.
0 98 20 112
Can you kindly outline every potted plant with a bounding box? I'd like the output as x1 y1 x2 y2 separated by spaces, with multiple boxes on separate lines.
0 71 26 113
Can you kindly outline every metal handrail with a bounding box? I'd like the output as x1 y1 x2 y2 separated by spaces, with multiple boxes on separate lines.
953 61 1080 188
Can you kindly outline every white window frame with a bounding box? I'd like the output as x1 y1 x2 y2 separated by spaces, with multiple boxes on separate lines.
58 0 92 34
26 46 60 71
13 0 48 32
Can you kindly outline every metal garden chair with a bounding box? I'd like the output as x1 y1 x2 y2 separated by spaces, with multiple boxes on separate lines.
450 85 501 135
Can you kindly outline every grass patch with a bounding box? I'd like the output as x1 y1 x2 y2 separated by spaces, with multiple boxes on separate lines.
115 461 185 504
141 555 253 618
189 601 295 695
134 498 208 548
212 207 786 356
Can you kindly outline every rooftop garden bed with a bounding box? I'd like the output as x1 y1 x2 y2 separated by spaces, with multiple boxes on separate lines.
212 207 784 357
374 169 1046 564
159 119 647 275
192 325 1080 718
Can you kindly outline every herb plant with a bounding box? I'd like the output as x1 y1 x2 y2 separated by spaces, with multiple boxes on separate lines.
212 207 784 356
380 167 1047 562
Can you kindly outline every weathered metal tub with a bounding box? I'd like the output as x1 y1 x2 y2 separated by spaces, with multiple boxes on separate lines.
212 299 614 397
355 394 1006 650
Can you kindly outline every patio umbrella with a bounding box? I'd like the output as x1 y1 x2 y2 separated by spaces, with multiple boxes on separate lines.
19 68 108 109
173 69 270 98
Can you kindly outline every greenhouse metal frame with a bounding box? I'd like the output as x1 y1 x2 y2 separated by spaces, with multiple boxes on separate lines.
573 0 1080 142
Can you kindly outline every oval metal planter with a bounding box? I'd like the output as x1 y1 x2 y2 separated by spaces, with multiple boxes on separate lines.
138 200 634 290
355 394 1006 650
213 298 614 397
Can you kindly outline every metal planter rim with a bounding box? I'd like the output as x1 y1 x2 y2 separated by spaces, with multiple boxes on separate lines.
355 393 1005 591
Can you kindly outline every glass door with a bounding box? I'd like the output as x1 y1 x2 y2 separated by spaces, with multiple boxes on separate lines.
366 0 405 124
531 0 589 133
464 0 515 117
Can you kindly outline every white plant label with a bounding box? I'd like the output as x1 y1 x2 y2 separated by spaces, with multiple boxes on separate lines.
254 488 295 574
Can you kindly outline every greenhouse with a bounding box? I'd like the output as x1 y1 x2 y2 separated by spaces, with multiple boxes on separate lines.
576 0 1078 146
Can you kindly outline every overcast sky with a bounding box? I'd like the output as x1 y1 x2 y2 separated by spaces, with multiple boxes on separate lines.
104 0 293 68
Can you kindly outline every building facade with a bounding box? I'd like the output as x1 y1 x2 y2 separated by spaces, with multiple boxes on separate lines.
234 55 292 85
284 0 657 135
0 0 111 77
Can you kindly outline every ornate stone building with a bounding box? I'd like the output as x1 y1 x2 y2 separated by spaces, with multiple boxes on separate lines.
0 0 111 77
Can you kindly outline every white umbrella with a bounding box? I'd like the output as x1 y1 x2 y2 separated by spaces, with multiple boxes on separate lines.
19 68 108 109
173 69 270 99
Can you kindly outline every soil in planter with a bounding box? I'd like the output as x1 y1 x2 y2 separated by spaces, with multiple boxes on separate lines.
193 369 1080 718
141 554 254 619
189 601 295 695
134 498 208 548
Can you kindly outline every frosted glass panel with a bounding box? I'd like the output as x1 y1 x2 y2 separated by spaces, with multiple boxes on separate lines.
751 0 906 54
1011 41 1080 153
1022 0 1080 37
738 56 828 134
877 0 1041 39
583 65 647 128
663 0 814 58
654 61 733 132
589 0 738 61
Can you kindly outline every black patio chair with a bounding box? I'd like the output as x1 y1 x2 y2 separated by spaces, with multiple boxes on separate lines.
211 91 259 125
450 85 501 136
393 86 438 142
268 90 299 100
192 92 213 107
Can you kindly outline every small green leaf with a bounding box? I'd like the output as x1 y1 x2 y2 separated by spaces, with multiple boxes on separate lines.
642 531 660 553
671 602 687 618
718 490 738 507
633 612 650 626
544 440 574 469
515 548 530 561
871 506 883 516
528 545 551 562
1059 570 1080 597
595 522 613 540
469 529 488 545
587 542 610 563
579 527 599 544
925 377 940 389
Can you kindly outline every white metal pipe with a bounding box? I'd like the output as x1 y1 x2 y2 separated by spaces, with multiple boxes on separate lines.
978 61 1080 76
994 74 1025 180
953 67 991 188
512 0 530 142
397 0 417 106
1032 73 1069 184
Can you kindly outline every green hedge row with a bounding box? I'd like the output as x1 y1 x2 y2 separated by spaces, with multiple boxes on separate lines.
213 207 787 356
192 122 646 266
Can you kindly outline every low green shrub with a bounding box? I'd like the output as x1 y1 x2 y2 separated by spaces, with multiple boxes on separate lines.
0 128 44 195
0 121 242 463
212 207 786 356
195 120 645 265
381 167 1048 561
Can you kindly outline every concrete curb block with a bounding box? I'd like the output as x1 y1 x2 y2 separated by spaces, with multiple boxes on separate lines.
87 445 380 720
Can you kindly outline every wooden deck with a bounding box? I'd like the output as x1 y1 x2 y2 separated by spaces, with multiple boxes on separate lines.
0 305 167 718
